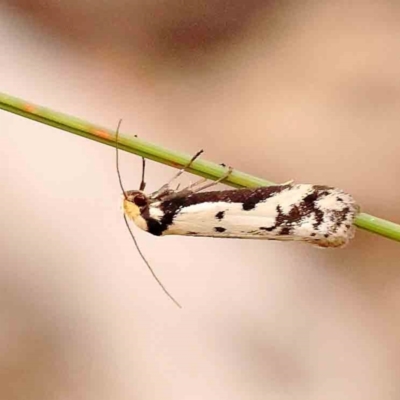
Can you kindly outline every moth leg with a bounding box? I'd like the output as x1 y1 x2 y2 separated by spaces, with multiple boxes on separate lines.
139 157 146 190
176 166 232 195
280 179 294 186
184 177 208 191
134 135 147 191
190 166 233 193
166 149 204 186
156 177 208 201
162 167 232 200
150 149 203 198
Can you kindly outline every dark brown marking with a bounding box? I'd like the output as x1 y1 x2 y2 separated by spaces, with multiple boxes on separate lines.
242 200 257 211
302 191 319 204
253 186 331 236
260 226 274 232
298 191 325 228
280 227 290 235
146 218 164 236
214 227 226 233
161 185 290 208
215 211 225 220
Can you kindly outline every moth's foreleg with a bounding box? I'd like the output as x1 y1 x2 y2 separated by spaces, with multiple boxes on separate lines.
189 166 233 193
173 167 232 197
182 177 208 191
167 149 204 185
151 149 204 198
165 177 208 199
133 135 147 191
280 179 294 186
139 156 146 191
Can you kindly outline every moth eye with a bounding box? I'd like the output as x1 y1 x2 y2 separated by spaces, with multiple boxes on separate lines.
133 195 147 207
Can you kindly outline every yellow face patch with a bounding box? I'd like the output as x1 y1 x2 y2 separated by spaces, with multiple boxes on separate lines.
123 199 140 219
123 199 148 231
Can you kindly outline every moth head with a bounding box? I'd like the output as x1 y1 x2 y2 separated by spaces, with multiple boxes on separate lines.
123 190 150 222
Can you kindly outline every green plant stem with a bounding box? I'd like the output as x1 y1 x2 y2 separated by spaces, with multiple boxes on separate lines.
1 92 399 243
354 213 400 242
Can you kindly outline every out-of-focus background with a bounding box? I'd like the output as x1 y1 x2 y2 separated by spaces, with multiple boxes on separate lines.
1 1 400 399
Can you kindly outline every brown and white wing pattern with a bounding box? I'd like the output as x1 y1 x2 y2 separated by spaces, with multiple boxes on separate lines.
135 184 359 248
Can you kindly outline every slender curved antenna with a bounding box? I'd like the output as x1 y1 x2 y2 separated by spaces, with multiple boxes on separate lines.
123 215 182 308
116 122 181 307
116 119 128 200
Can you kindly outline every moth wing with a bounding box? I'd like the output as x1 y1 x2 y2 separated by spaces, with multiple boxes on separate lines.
163 198 356 248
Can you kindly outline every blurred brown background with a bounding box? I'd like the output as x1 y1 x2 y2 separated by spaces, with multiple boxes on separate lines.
1 1 400 399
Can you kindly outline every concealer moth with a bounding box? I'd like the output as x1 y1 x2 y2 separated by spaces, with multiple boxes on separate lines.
116 124 359 307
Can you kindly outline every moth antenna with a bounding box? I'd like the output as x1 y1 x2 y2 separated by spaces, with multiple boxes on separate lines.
123 215 182 308
116 119 128 200
116 124 180 307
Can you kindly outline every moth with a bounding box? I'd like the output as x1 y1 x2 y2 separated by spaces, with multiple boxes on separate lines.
122 157 359 248
116 125 359 306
